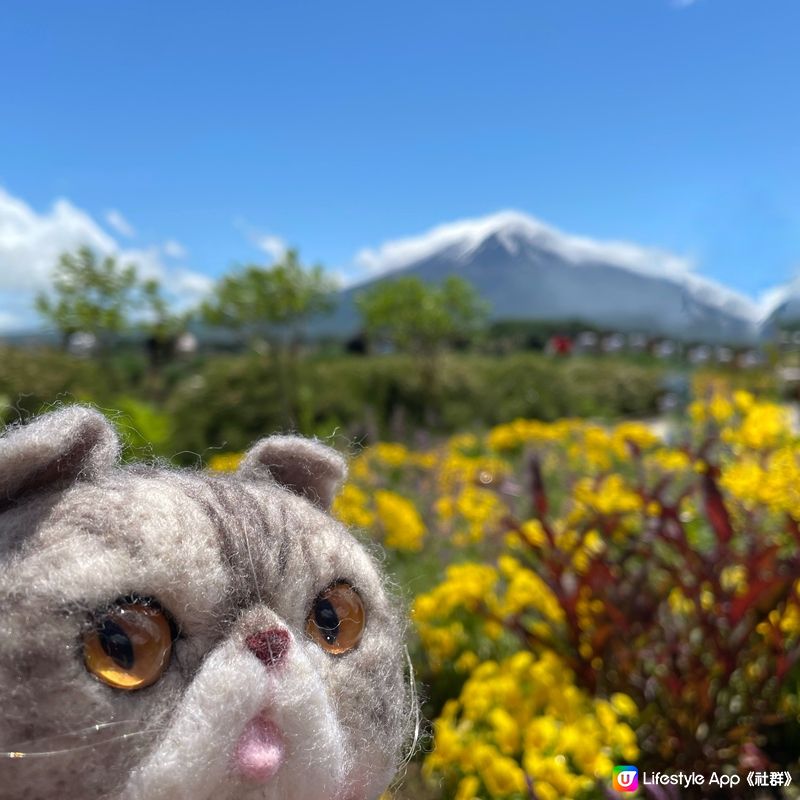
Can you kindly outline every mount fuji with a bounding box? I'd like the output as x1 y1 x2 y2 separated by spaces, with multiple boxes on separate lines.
320 212 762 344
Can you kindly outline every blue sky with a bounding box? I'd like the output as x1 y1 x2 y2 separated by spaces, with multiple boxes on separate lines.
1 0 798 328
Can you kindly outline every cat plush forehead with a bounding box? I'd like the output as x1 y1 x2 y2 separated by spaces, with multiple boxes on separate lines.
0 406 413 800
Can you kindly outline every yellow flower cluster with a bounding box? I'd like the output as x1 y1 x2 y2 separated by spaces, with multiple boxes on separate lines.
690 389 793 452
437 451 510 492
331 483 375 529
206 388 800 800
754 581 800 641
374 489 426 551
414 563 499 666
425 652 638 800
354 441 438 475
487 418 570 452
413 563 499 620
488 418 618 472
332 483 425 551
487 417 662 476
722 396 791 451
436 483 506 545
689 392 736 424
573 473 643 517
610 421 661 457
645 447 691 473
720 446 800 519
497 555 564 623
410 390 800 798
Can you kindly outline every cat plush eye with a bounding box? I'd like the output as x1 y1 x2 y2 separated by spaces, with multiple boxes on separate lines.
306 582 366 655
83 600 174 690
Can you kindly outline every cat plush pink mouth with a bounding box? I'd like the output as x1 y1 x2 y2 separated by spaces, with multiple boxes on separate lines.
233 714 286 781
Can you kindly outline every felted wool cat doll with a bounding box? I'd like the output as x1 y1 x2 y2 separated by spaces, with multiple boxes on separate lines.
0 406 415 800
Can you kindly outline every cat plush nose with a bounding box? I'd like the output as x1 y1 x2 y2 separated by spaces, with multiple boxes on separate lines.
245 628 290 668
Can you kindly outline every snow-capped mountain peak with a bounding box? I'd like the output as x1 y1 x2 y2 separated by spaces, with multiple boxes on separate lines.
324 211 763 344
356 210 701 278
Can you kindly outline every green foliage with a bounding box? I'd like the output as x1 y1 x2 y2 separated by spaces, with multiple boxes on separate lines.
0 346 672 459
0 345 116 421
201 249 337 340
199 249 339 427
110 397 174 459
35 247 139 345
162 352 666 460
356 275 489 355
34 248 183 365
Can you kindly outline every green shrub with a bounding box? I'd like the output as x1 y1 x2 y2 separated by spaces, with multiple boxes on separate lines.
0 346 668 458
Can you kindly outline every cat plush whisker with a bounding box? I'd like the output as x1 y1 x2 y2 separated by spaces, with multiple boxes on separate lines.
1 728 163 759
6 719 159 748
399 645 422 770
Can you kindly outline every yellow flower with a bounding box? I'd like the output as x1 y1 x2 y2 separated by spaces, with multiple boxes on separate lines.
454 775 481 800
668 587 694 616
647 448 690 473
372 442 411 467
611 421 661 458
207 452 243 471
374 489 425 551
610 693 638 718
573 474 642 517
519 519 547 547
720 565 748 596
498 556 564 622
425 652 638 800
736 402 791 450
332 483 375 529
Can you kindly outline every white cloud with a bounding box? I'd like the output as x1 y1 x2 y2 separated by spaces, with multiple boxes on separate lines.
0 186 211 331
163 239 187 259
0 187 117 292
105 208 136 238
256 234 288 263
172 269 214 299
234 218 288 264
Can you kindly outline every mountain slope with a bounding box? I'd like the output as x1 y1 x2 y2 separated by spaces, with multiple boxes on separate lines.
319 212 760 344
761 280 800 335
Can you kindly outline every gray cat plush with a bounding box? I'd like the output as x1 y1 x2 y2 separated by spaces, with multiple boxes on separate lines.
0 406 414 800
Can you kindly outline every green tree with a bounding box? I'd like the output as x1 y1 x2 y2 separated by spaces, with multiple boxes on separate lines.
35 247 139 349
356 275 489 428
200 249 338 424
356 275 489 357
140 277 187 370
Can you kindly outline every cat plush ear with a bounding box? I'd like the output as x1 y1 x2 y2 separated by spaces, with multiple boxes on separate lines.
237 435 347 510
0 406 120 511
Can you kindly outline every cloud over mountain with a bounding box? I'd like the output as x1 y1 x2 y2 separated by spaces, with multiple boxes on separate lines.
356 211 694 281
337 211 761 344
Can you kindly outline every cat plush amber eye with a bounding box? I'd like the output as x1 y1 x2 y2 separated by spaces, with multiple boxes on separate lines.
83 600 174 690
306 582 366 655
